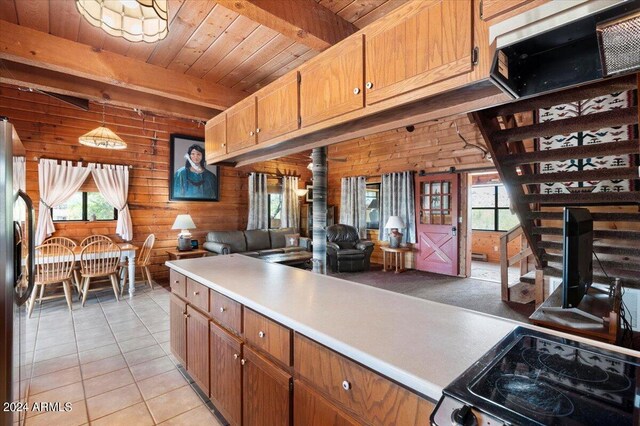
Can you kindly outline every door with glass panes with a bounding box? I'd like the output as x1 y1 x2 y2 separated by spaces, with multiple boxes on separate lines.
414 174 459 275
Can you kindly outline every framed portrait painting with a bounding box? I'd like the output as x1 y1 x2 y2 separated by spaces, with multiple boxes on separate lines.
169 134 219 202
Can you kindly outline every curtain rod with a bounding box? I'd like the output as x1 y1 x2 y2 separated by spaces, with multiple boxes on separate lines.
245 172 300 178
32 156 133 169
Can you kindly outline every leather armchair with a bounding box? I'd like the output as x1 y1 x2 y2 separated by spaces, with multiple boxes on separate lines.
326 224 374 272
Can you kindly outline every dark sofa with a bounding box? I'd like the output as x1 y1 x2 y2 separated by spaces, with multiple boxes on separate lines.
203 228 311 257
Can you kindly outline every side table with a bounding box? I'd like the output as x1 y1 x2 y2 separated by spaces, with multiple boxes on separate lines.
166 248 210 260
380 246 412 273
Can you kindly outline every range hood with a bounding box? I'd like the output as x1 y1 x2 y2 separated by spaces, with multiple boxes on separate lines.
489 0 640 99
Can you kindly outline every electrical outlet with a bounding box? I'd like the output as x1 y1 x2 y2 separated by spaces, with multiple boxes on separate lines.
494 246 498 252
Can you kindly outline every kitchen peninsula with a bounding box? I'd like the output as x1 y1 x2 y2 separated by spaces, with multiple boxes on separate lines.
166 255 639 425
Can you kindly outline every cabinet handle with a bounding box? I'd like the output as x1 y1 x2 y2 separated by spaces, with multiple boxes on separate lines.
173 280 179 284
241 359 246 366
221 143 226 147
366 81 373 89
342 380 351 391
219 307 226 313
233 353 239 360
258 331 265 338
193 291 199 296
256 128 261 133
249 131 255 136
184 313 190 318
353 88 360 95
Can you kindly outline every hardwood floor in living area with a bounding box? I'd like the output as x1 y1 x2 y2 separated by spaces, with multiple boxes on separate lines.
23 286 224 426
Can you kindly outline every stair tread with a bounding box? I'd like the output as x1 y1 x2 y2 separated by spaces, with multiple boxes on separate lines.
543 253 640 271
538 240 640 256
514 167 638 185
525 212 640 222
503 139 638 166
531 227 640 239
494 107 638 144
519 191 640 205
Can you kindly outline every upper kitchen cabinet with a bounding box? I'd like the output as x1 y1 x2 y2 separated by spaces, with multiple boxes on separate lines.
226 96 257 154
205 113 226 162
300 35 364 127
257 72 300 143
480 0 548 22
365 0 473 105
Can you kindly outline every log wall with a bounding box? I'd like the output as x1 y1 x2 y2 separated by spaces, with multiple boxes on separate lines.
326 114 495 274
0 84 310 284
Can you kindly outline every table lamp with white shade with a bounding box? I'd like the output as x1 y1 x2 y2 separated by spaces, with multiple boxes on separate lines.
385 215 405 248
172 214 196 251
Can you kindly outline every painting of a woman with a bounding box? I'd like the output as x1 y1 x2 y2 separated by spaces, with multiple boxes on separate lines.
170 135 219 201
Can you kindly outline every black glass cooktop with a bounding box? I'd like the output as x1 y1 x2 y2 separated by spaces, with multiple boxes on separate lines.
443 327 639 426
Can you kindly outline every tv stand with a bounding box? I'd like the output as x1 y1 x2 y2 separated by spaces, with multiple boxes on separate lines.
530 284 621 344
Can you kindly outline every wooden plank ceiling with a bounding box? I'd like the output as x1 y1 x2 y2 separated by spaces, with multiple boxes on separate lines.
0 0 405 120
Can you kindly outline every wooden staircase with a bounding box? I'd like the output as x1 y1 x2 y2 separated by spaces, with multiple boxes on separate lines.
471 74 640 305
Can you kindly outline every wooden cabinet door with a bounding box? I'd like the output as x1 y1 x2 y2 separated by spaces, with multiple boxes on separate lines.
242 346 292 426
226 96 257 153
186 306 210 394
257 72 299 143
205 113 226 162
210 322 242 426
365 0 473 105
300 36 364 127
170 294 187 366
294 380 360 426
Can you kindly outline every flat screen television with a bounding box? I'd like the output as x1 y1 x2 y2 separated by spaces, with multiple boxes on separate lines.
562 207 594 309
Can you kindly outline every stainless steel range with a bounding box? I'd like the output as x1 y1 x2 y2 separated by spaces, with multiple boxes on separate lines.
431 327 639 426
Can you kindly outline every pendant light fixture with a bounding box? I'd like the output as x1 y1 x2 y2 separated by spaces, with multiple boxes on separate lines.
76 0 168 43
79 104 128 150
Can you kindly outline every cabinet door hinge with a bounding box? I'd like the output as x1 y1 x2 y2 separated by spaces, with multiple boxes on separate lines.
298 116 302 126
472 47 479 66
297 73 301 84
479 0 484 19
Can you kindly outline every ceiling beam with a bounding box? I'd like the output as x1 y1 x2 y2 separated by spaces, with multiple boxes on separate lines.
0 20 247 110
216 0 357 51
0 60 219 120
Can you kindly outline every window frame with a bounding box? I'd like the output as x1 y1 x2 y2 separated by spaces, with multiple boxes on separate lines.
267 192 282 230
471 184 514 232
365 183 380 230
51 191 118 222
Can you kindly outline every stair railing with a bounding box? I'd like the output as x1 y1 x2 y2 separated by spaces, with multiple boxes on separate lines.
500 224 534 302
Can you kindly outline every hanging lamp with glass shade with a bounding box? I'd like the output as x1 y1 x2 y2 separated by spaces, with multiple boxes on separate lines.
79 105 128 150
76 0 168 43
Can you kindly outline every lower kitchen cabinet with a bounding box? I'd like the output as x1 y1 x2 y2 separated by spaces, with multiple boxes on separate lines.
210 321 243 426
294 380 360 426
169 294 187 366
187 305 210 394
243 346 292 426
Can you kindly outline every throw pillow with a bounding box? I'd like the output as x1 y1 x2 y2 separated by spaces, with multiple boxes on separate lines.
285 233 300 247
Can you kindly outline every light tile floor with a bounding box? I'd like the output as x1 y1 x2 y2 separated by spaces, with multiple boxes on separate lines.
23 284 225 426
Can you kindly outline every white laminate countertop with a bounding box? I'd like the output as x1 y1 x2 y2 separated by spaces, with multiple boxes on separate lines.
165 255 639 401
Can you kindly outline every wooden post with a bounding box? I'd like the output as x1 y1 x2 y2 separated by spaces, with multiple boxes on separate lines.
534 268 544 307
311 147 327 274
500 234 509 301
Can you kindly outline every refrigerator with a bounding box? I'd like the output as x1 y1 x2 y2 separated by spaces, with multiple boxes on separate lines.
1 118 35 426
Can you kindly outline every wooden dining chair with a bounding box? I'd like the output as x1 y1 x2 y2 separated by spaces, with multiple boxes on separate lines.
28 244 76 318
79 240 122 306
42 236 80 295
120 234 156 296
80 235 113 246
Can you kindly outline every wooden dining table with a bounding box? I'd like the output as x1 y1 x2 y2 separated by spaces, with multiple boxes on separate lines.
34 243 139 296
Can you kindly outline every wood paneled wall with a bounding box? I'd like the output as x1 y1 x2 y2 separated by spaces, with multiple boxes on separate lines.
326 114 494 273
471 231 522 263
0 84 310 284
